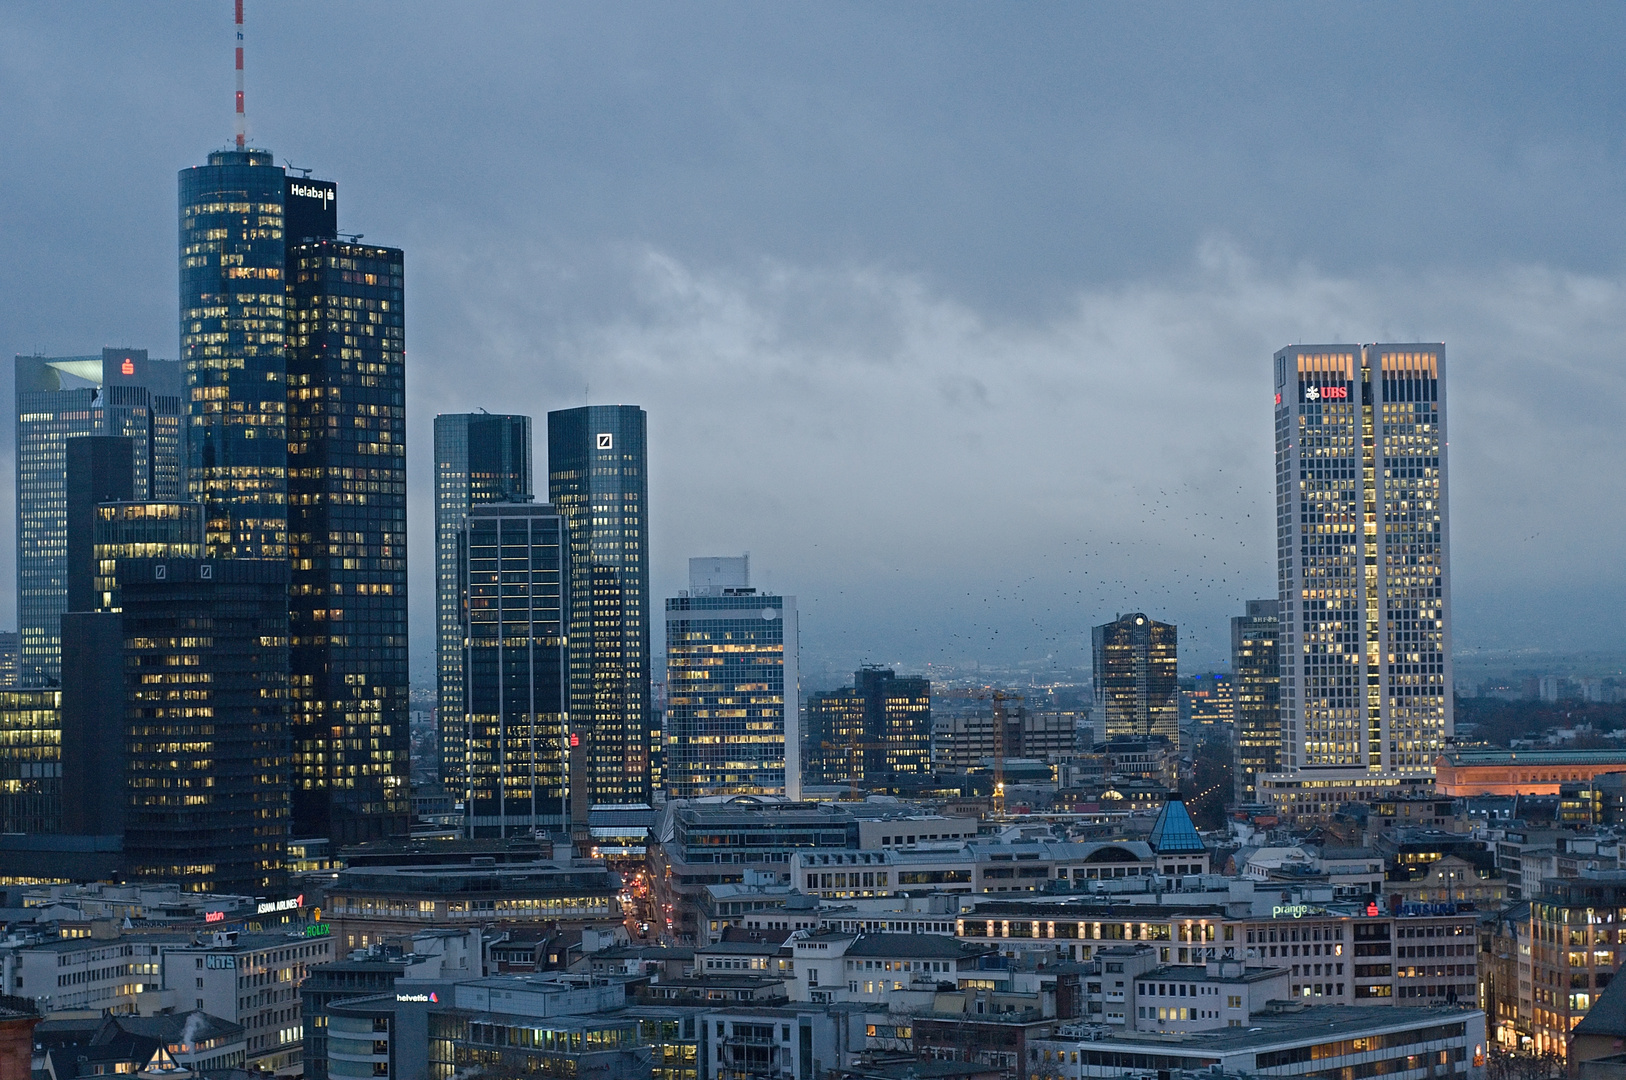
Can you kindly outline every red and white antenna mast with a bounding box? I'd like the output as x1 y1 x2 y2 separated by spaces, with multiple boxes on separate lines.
233 0 246 149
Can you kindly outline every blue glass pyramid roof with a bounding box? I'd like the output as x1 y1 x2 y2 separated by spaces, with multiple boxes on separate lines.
1148 797 1206 855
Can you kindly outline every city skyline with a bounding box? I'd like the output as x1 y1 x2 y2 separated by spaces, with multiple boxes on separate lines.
3 6 1626 684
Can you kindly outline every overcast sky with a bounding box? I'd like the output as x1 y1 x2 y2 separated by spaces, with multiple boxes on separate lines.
4 3 1625 686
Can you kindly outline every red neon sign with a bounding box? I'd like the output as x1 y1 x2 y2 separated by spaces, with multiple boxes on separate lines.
120 359 135 375
569 733 580 747
1322 385 1348 399
205 911 225 923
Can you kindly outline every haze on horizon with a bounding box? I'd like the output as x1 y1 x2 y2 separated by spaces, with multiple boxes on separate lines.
3 3 1624 687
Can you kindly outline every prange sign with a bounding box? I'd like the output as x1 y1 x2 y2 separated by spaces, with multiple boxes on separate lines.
284 176 338 243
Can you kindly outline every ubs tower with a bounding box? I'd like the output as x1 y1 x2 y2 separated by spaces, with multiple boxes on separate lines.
434 413 533 798
548 406 652 816
178 149 289 560
285 182 410 843
14 350 183 685
1262 344 1452 817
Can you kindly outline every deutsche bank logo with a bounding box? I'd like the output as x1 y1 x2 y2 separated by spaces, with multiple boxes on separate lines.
154 564 168 581
596 433 613 450
199 564 214 580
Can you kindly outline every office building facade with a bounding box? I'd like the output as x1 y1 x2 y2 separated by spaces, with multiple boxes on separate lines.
1092 613 1178 745
116 557 291 895
285 235 409 844
1266 344 1452 804
804 667 930 787
665 555 800 801
458 501 568 836
0 689 63 836
179 149 288 560
548 406 652 813
15 350 183 685
434 413 532 798
1232 599 1281 805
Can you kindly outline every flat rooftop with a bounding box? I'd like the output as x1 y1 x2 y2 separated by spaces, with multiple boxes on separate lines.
1054 1004 1481 1054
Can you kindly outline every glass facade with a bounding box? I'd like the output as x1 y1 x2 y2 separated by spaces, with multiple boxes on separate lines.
804 667 930 787
1231 599 1280 804
434 413 532 799
0 689 62 834
1092 613 1178 745
1273 344 1452 781
92 501 205 611
179 149 288 560
459 501 567 836
548 406 651 814
665 571 799 800
286 239 409 844
117 557 290 894
14 350 183 685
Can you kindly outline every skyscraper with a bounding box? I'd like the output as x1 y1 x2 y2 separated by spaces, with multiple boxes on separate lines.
116 557 291 895
1264 343 1452 811
665 555 800 800
1231 599 1280 805
459 501 568 836
434 413 532 798
179 149 288 559
285 224 409 844
1092 613 1178 745
548 406 651 814
14 350 183 685
804 667 930 788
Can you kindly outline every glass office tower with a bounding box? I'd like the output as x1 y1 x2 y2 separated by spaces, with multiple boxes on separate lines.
14 350 183 685
459 501 567 836
804 667 930 788
1231 599 1280 805
116 557 290 895
1092 613 1179 745
665 556 800 800
92 502 205 612
178 149 288 560
0 689 62 834
548 406 652 816
286 236 409 844
1265 344 1452 808
434 413 532 798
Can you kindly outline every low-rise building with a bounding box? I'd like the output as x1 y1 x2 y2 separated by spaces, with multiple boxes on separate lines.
1031 1003 1486 1080
1128 960 1287 1032
318 857 619 950
790 931 994 1007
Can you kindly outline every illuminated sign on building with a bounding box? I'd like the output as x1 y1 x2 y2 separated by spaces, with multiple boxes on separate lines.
256 894 305 915
204 910 225 923
395 992 439 1003
1302 384 1349 402
288 183 335 207
121 358 135 375
304 923 331 938
206 955 236 969
1271 904 1327 919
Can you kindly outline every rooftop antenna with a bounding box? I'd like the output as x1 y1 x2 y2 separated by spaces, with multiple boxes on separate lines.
234 0 246 149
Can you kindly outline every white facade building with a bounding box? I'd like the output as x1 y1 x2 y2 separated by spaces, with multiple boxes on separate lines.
1263 343 1453 813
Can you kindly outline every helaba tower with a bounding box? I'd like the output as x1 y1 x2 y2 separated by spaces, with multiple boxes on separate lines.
1260 343 1452 820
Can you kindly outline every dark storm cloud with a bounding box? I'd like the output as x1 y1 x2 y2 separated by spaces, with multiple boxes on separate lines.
2 3 1624 678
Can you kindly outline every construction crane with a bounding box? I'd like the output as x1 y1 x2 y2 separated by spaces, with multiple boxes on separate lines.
967 689 1024 819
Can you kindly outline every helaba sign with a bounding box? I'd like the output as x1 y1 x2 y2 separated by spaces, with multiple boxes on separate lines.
1302 384 1349 402
1272 904 1326 919
257 894 305 915
288 183 334 207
